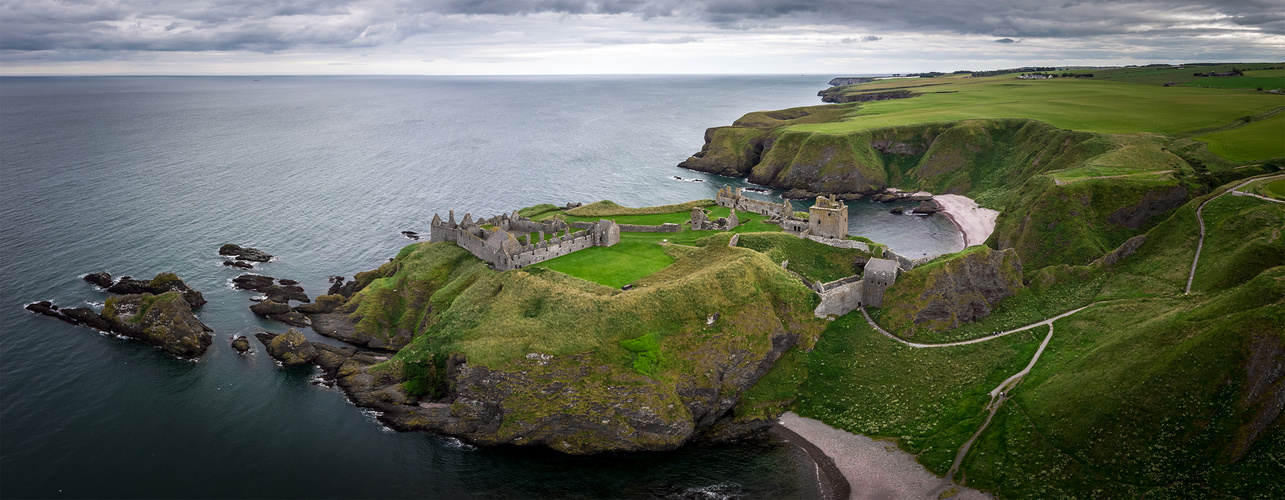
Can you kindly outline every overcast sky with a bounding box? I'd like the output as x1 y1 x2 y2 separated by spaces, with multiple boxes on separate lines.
1 0 1282 75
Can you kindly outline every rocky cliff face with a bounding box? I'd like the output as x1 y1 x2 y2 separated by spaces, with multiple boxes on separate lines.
678 117 1102 198
817 88 913 104
306 240 824 454
879 247 1025 336
329 320 803 455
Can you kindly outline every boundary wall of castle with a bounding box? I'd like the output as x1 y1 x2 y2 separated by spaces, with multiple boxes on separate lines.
435 226 506 267
716 193 789 218
617 223 681 233
803 235 869 252
884 249 932 271
815 279 865 318
507 232 597 269
571 221 680 233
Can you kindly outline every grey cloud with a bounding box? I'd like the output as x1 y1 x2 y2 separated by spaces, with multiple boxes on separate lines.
583 35 700 44
996 38 1018 43
2 0 1282 57
841 35 880 43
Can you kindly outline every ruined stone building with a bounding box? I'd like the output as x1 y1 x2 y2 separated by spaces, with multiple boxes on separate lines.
861 257 898 307
690 207 739 231
813 257 899 317
430 210 619 271
808 195 848 239
715 186 848 240
715 186 792 218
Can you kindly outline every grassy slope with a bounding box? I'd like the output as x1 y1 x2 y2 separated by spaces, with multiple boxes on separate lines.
348 236 822 374
734 232 877 283
785 180 1285 497
795 75 1282 135
1197 112 1285 161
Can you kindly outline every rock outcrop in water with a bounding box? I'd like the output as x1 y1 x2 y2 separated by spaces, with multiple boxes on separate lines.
100 292 214 357
255 329 317 366
83 272 113 288
104 272 206 308
27 273 212 358
219 244 272 262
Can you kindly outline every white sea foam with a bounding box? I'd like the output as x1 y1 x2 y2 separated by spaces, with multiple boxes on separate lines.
682 481 745 500
442 437 476 451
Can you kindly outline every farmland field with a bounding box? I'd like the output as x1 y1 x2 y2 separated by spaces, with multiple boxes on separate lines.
793 76 1283 136
1196 112 1285 161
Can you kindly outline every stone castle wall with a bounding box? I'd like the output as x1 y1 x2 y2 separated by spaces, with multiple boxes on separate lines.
715 186 791 218
815 279 865 317
617 223 681 233
431 211 618 271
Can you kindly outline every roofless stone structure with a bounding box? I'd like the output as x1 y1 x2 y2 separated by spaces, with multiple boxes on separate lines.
430 210 619 271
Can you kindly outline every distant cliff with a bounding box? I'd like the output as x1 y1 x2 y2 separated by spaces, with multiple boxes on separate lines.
828 77 874 86
817 88 913 103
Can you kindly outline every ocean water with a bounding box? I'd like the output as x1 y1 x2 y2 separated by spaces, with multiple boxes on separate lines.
0 75 959 498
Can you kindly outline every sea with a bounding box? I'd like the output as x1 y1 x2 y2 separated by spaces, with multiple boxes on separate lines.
0 75 961 499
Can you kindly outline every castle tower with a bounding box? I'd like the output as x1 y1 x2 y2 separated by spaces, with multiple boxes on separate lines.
808 195 848 239
862 258 898 307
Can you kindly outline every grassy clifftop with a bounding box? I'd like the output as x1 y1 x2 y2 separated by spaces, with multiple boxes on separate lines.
786 176 1285 497
343 233 823 387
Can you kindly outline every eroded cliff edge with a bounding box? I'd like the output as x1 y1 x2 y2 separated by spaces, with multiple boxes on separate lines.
304 239 825 454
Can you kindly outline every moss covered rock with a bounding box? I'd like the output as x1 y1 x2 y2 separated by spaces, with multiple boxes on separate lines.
101 292 213 357
105 272 206 307
256 329 317 367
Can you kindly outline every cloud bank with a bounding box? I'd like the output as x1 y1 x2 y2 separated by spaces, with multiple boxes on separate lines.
1 0 1281 74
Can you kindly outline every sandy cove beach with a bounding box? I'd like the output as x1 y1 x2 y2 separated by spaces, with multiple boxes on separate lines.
933 194 999 248
777 412 991 500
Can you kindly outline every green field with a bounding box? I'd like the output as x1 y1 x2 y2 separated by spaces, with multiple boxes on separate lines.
1196 112 1285 161
795 76 1283 136
1048 164 1176 184
531 239 675 288
1264 178 1285 198
531 205 783 287
1063 64 1281 86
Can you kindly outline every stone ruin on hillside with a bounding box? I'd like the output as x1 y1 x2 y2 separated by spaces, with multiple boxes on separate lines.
430 210 619 271
714 186 848 239
807 194 848 239
813 257 899 317
690 206 739 231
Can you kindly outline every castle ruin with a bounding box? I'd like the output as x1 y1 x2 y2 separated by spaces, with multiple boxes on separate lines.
690 206 739 231
808 195 848 239
715 186 792 218
715 186 849 240
813 257 899 317
430 210 619 271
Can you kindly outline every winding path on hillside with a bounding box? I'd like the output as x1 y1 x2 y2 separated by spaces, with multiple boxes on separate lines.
1231 190 1285 204
1187 174 1285 294
859 306 1085 498
859 304 1090 348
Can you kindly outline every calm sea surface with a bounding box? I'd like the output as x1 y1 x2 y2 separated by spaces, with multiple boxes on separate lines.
0 76 959 499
